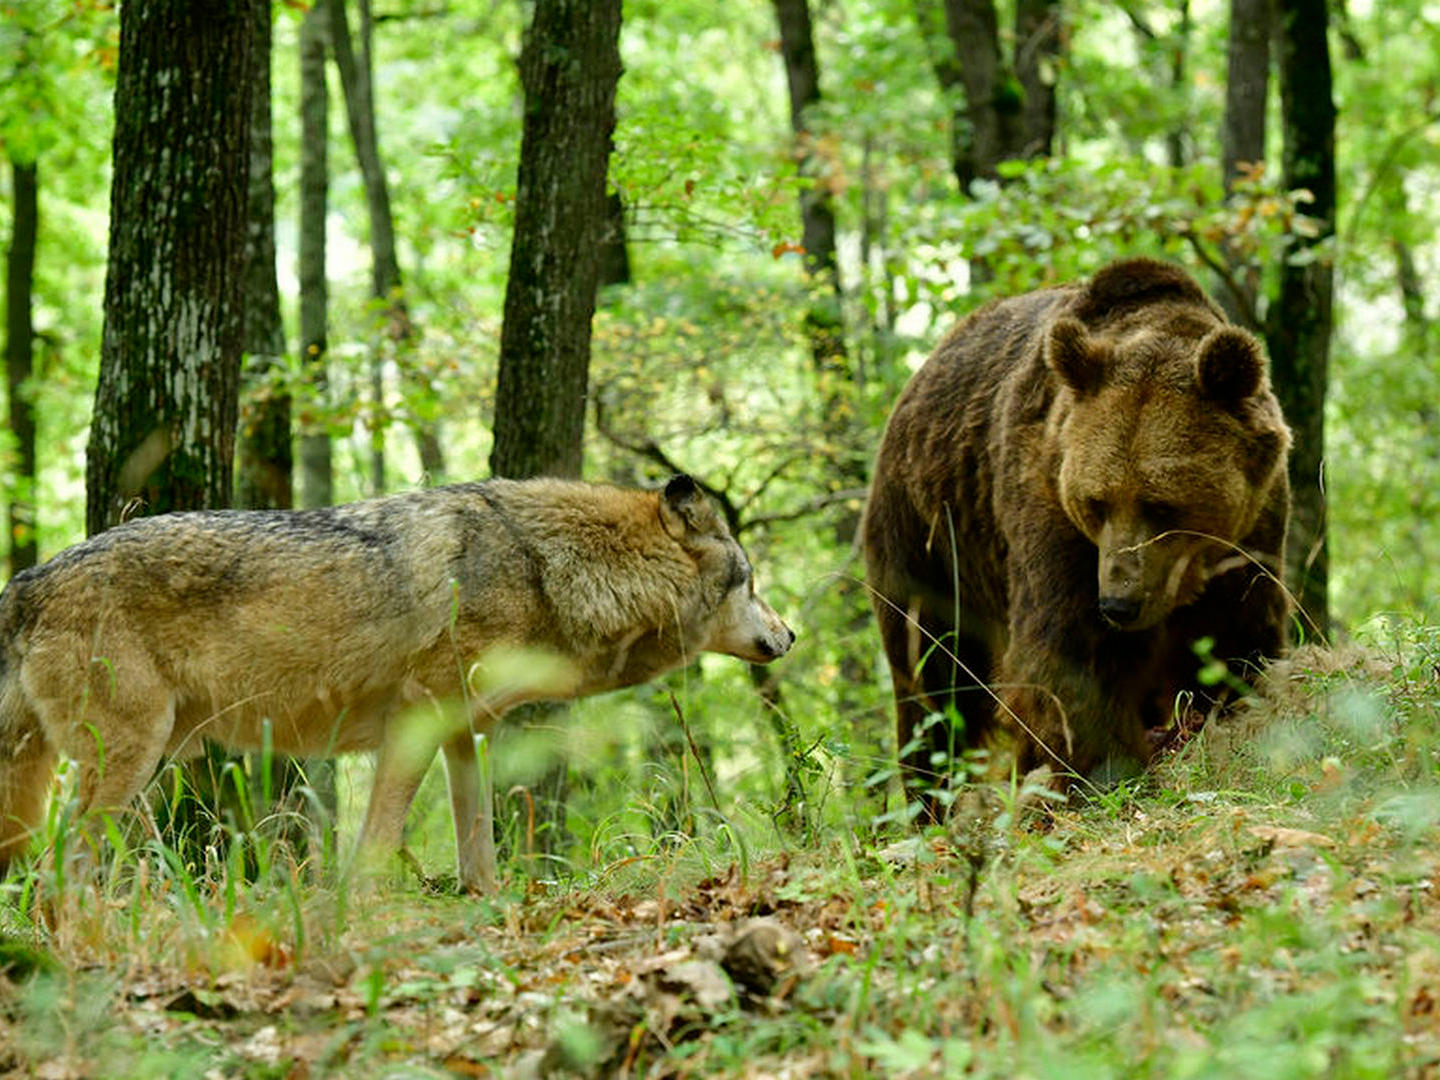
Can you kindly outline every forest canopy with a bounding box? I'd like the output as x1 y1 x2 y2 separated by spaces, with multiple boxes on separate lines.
3 0 1436 633
5 3 1440 1074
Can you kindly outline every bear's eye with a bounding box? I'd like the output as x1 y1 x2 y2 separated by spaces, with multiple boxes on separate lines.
1143 500 1179 528
1084 498 1109 525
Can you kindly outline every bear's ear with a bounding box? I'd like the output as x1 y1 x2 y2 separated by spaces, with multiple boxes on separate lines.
659 474 718 537
1046 317 1104 394
1195 328 1265 408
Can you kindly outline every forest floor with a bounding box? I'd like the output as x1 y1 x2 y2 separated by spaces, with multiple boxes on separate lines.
3 636 1440 1078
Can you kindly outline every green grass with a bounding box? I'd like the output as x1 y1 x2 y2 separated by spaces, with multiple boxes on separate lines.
3 625 1440 1077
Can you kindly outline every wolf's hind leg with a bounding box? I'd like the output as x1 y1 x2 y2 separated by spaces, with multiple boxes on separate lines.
71 695 178 829
442 731 495 895
355 725 434 881
0 713 58 873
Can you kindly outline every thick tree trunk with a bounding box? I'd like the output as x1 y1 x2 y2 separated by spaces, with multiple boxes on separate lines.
941 0 1011 190
87 0 258 867
489 0 622 481
1268 0 1335 637
299 2 333 510
489 0 622 875
86 0 257 535
5 158 38 575
238 0 293 513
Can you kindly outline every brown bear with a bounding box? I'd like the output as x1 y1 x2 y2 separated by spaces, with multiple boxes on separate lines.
862 258 1291 812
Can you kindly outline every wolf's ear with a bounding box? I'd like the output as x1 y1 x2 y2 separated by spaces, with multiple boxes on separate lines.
660 474 717 537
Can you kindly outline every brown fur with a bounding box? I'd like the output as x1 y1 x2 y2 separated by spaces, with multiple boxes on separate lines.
863 258 1291 810
0 475 794 890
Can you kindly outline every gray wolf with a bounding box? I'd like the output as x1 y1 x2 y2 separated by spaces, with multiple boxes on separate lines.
863 258 1290 810
0 474 795 891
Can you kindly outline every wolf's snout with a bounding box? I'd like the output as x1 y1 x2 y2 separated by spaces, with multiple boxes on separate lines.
760 623 797 660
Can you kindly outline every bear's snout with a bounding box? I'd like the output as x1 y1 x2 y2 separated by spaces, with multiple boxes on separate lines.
1098 594 1144 627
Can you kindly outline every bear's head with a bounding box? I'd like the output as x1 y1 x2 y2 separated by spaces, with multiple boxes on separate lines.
1045 314 1291 631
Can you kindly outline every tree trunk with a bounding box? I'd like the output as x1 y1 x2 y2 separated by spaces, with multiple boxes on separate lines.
941 0 1011 190
1167 1 1191 167
1014 0 1061 160
772 0 852 394
87 0 258 868
299 2 333 510
489 0 622 876
86 0 256 535
238 0 293 513
5 157 38 576
917 0 1058 193
329 0 445 487
1221 0 1271 320
599 191 631 289
1223 0 1271 193
489 0 622 481
1268 0 1335 637
770 0 866 819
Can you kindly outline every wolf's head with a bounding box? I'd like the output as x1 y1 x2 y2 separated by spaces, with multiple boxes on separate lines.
658 475 796 665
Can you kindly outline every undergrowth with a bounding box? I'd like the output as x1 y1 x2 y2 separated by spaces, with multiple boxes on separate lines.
2 622 1440 1077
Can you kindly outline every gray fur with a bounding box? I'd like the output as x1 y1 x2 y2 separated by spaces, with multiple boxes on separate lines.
0 475 794 892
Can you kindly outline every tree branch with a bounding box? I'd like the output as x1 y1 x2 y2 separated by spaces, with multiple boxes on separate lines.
1179 227 1262 333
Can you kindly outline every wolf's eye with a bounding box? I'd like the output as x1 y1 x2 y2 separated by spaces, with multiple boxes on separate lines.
724 556 752 593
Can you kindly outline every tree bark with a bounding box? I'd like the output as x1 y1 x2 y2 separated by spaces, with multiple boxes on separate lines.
299 2 333 510
1014 0 1061 161
5 158 38 575
772 0 851 391
771 0 854 433
86 0 257 535
488 0 622 874
1167 1 1191 168
1268 0 1335 637
1221 0 1271 321
329 0 445 486
914 0 1058 194
238 0 293 512
489 0 623 481
770 0 866 803
1222 0 1271 194
941 0 1011 190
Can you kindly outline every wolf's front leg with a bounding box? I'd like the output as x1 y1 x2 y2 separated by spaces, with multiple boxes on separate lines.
442 731 495 895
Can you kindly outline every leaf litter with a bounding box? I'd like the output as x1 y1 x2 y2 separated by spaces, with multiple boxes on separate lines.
4 642 1440 1076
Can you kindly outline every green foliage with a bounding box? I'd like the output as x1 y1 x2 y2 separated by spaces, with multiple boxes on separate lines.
4 1 1440 1067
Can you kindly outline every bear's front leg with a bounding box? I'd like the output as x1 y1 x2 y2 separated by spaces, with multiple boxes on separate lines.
998 586 1155 786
